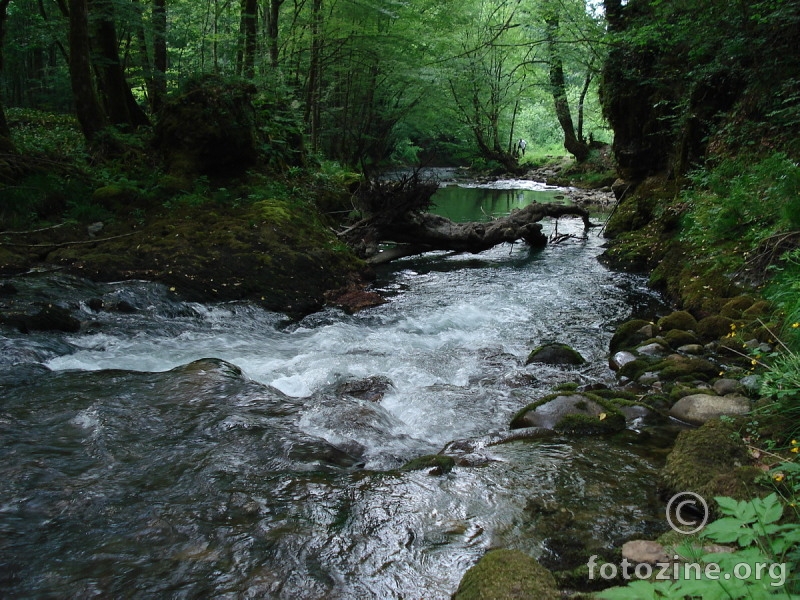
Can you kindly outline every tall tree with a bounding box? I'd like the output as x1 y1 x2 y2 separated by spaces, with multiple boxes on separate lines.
544 7 589 162
0 0 13 151
305 0 322 153
265 0 283 68
236 0 257 77
69 0 106 140
88 0 149 128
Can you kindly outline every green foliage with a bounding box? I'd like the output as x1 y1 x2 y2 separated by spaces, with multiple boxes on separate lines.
597 492 799 599
6 109 85 159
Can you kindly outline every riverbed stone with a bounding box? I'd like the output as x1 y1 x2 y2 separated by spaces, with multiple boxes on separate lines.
336 375 394 402
677 344 704 355
453 549 560 600
637 342 668 356
713 378 743 396
510 393 625 434
622 540 669 565
610 350 637 371
652 355 718 381
669 394 751 425
720 295 755 319
664 329 699 348
526 342 586 366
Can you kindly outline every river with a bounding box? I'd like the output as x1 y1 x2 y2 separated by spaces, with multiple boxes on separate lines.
0 180 673 598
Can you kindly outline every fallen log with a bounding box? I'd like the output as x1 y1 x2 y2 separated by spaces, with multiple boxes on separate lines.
356 202 596 265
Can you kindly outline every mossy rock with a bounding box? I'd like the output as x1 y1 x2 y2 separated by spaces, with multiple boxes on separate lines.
453 549 560 600
719 295 755 319
742 300 771 319
510 393 625 435
617 357 657 381
664 329 700 349
652 355 718 381
400 454 455 475
526 342 586 366
661 420 754 500
610 319 654 353
696 315 736 342
658 310 698 333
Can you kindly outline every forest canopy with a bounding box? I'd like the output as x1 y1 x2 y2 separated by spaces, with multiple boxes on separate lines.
0 0 610 169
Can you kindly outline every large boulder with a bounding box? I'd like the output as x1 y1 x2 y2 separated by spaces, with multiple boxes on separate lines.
453 549 560 600
670 394 750 425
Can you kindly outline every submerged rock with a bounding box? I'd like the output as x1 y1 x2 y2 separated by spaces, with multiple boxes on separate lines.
526 342 586 366
453 549 560 600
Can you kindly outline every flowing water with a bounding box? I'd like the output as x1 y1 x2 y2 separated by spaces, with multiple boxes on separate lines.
0 182 673 598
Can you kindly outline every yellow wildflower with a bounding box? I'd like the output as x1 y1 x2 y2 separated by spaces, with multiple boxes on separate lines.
792 447 799 454
751 359 758 366
599 413 607 421
792 440 798 446
774 473 786 483
792 322 800 329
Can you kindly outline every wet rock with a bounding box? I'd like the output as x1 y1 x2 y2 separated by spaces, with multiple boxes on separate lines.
453 549 560 600
336 376 394 403
637 342 668 356
669 394 750 425
610 350 637 371
114 300 137 313
0 282 18 296
637 371 660 385
87 298 104 312
526 342 586 366
400 454 455 475
510 393 625 435
2 304 81 333
658 310 698 333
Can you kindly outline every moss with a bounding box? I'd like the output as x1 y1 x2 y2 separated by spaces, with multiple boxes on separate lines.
510 392 626 435
400 454 455 474
661 420 754 500
720 295 756 319
697 315 736 342
554 382 580 392
652 355 719 381
742 300 771 319
610 319 654 353
664 328 700 348
658 310 698 332
453 549 560 600
525 342 586 366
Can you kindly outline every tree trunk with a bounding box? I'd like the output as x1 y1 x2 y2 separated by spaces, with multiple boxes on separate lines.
305 0 322 153
69 0 106 141
545 14 590 162
151 0 167 112
237 0 257 78
0 0 13 152
265 0 283 68
347 202 594 265
89 0 150 128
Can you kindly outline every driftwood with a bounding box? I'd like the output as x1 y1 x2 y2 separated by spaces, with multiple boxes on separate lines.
344 201 595 265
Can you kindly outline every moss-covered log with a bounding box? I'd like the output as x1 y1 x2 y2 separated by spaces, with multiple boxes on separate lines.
348 202 595 265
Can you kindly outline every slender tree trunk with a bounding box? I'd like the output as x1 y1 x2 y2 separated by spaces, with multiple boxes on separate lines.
88 0 149 128
238 0 257 78
266 0 283 68
305 0 322 153
577 69 592 145
152 0 167 111
545 13 589 162
69 0 106 141
0 0 12 152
